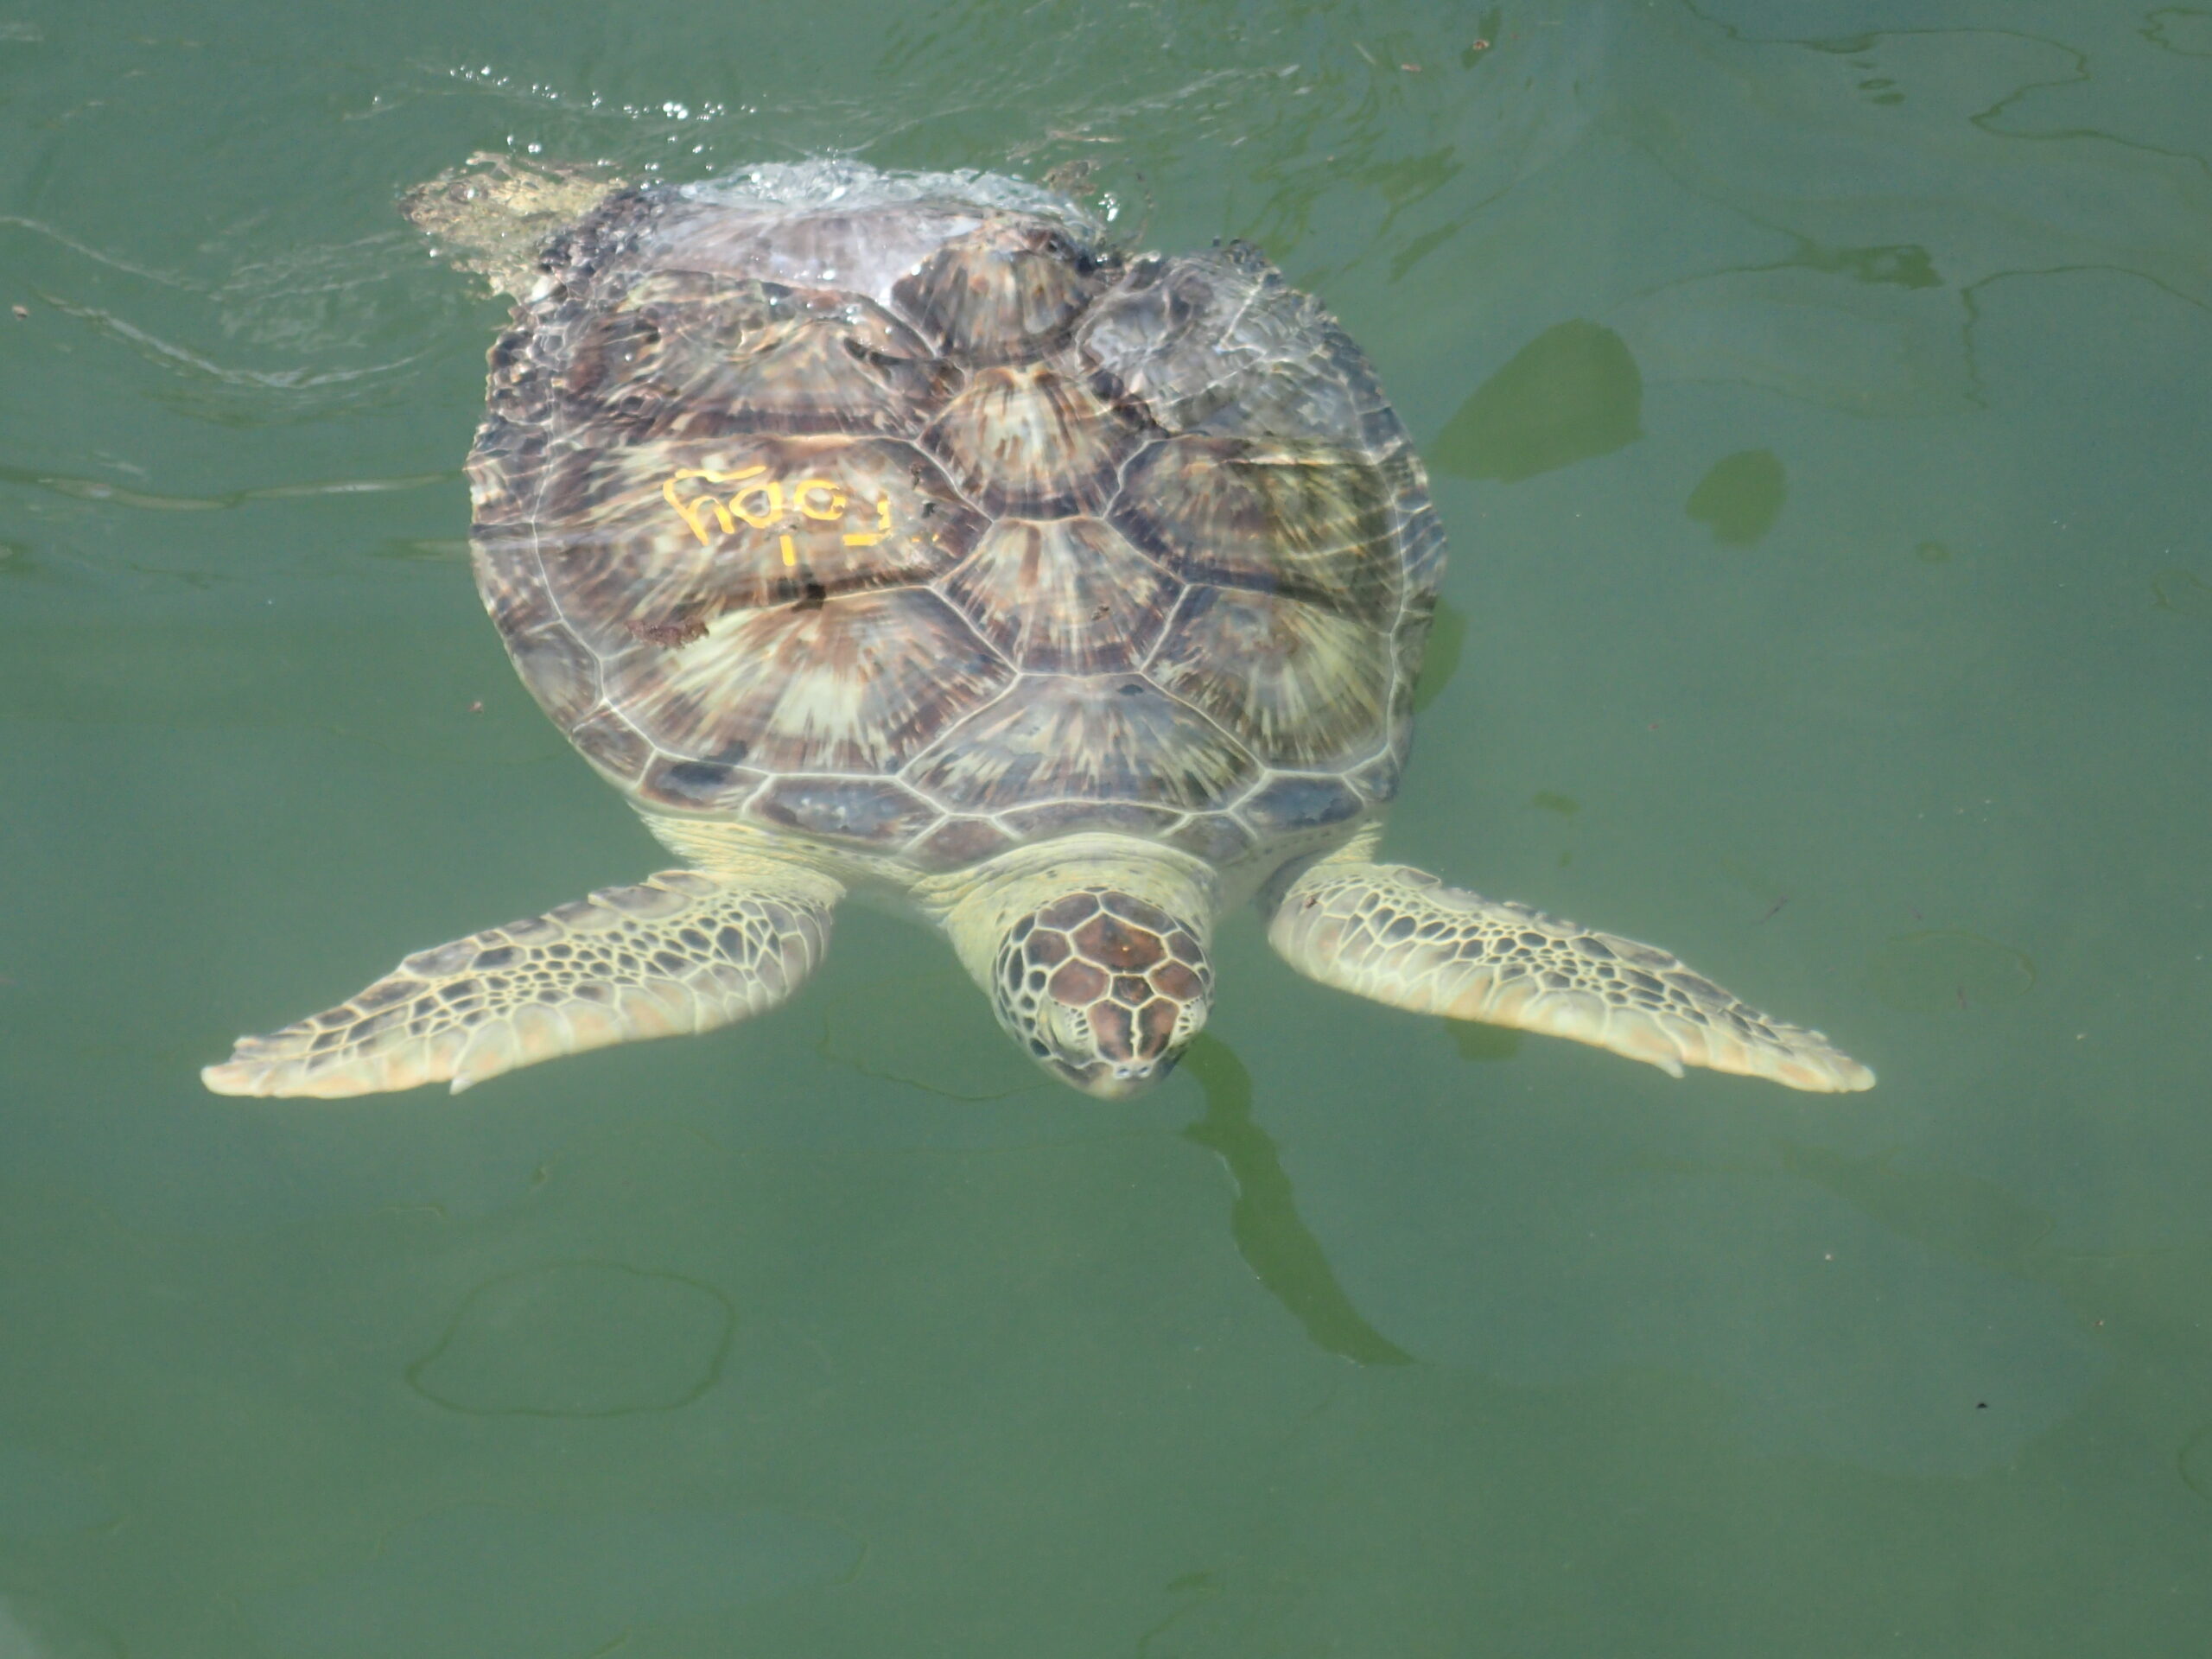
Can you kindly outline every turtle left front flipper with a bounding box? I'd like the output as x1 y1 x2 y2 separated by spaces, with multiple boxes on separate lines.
204 866 842 1099
1265 858 1872 1093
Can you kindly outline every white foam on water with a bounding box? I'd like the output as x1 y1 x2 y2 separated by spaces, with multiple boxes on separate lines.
678 157 1100 237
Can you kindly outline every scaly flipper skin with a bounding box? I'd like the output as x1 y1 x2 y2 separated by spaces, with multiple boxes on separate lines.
203 867 842 1099
1266 861 1873 1093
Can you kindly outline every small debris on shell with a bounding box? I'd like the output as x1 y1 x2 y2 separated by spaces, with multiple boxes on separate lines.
626 615 709 648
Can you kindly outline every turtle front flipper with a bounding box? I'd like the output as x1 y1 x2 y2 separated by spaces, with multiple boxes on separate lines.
203 867 842 1099
1265 861 1873 1094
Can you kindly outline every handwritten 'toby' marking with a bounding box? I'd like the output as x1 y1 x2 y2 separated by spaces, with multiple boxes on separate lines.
661 467 893 564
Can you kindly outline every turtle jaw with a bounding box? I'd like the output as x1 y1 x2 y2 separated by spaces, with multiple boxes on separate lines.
1034 993 1205 1100
1052 1058 1180 1101
988 887 1216 1101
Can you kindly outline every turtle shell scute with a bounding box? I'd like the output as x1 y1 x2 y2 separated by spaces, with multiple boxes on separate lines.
1110 436 1401 625
921 358 1148 518
1000 802 1183 841
908 816 1020 871
560 273 959 441
569 706 654 783
1075 248 1390 450
905 677 1256 815
1166 813 1255 863
637 756 766 814
893 220 1113 364
531 435 987 654
499 622 601 728
1236 774 1365 835
1147 584 1390 769
750 776 941 846
1349 748 1405 806
607 588 1012 776
942 517 1173 673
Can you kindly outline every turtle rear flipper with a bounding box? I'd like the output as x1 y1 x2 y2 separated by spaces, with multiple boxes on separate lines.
1266 860 1873 1094
203 867 841 1099
400 153 626 297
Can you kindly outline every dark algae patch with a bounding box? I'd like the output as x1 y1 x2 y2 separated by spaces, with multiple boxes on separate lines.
1410 595 1465 711
1687 449 1788 545
1431 320 1642 481
2152 568 2212 619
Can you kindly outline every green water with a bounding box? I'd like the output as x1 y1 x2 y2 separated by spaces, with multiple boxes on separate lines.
4 0 2210 1651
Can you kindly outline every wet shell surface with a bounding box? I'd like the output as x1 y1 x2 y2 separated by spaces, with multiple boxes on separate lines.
470 163 1445 871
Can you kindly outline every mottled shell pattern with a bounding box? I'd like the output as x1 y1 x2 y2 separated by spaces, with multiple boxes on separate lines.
468 162 1445 874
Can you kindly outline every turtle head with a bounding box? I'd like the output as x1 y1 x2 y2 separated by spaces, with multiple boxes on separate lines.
988 888 1214 1099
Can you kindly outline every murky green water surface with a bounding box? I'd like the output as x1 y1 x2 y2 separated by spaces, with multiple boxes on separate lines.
4 1 2210 1652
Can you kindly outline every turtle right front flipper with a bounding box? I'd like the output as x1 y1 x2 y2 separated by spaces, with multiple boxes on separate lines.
1265 859 1873 1094
204 865 842 1099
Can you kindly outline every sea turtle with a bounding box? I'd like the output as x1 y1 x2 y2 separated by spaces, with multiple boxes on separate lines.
203 159 1872 1102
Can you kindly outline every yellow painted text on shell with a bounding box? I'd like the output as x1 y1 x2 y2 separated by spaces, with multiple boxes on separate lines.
662 467 892 564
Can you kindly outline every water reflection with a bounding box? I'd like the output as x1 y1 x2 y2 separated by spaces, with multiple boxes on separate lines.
1775 1141 2056 1273
0 1439 117 1539
2144 8 2212 56
0 459 449 514
1613 3 2212 416
1863 929 2036 1014
254 1504 861 1659
817 970 1052 1103
0 1593 124 1659
406 1262 734 1417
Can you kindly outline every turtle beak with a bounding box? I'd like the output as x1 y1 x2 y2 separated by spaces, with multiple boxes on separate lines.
1039 986 1211 1106
1061 1058 1180 1100
1038 995 1195 1100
